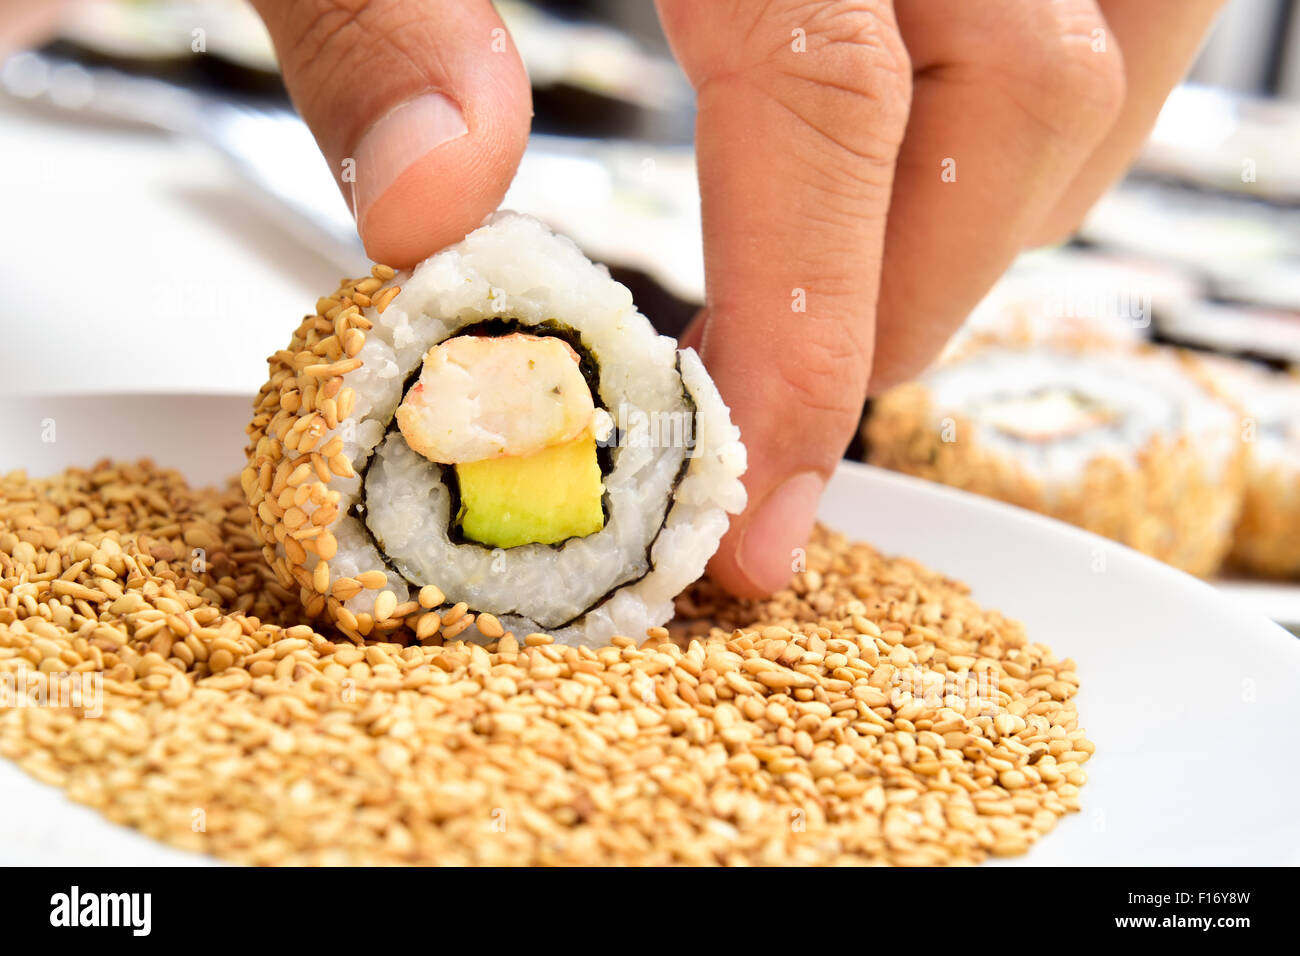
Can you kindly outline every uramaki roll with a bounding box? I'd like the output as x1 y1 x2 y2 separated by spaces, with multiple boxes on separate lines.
243 213 746 646
1193 355 1300 578
864 344 1246 576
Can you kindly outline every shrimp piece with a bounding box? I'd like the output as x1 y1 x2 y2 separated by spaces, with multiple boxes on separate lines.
396 333 596 464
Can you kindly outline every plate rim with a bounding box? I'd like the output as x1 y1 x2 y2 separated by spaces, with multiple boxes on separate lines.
830 460 1300 650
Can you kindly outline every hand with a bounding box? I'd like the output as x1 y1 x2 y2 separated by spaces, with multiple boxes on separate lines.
252 0 1223 597
250 0 531 267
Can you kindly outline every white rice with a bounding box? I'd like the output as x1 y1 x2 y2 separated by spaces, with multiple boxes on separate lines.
323 212 746 645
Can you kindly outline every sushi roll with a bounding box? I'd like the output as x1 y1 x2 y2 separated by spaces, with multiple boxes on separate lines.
1193 356 1300 578
864 343 1246 576
946 248 1199 357
1154 298 1300 367
1079 181 1298 282
243 212 746 646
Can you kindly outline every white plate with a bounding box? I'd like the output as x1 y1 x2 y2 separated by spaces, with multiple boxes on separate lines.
2 394 1298 866
1214 579 1300 634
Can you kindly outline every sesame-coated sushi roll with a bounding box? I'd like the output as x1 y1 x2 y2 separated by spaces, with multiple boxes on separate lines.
243 212 746 646
1193 356 1300 578
864 344 1245 576
947 247 1199 356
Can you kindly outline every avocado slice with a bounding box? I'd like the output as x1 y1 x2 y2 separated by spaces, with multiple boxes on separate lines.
455 431 605 548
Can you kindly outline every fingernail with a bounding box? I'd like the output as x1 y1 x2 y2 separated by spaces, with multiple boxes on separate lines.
352 92 468 226
735 471 825 594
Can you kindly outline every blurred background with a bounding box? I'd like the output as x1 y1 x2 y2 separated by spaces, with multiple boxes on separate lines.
1 0 1297 397
0 0 1298 620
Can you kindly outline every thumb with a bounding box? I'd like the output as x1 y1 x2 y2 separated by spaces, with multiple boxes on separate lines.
252 0 531 267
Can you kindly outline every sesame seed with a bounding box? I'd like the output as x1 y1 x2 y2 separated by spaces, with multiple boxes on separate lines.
373 590 397 622
304 358 363 378
356 570 388 590
440 616 474 641
416 612 441 640
315 533 338 561
330 577 362 601
342 328 365 358
327 454 354 479
373 285 401 313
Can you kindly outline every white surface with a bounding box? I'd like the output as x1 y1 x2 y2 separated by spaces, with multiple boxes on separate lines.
0 96 705 398
0 98 342 398
1 393 1298 865
1215 579 1300 631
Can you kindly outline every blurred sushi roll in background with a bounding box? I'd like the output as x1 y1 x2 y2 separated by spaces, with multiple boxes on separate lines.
864 344 1246 576
946 247 1202 356
1079 180 1299 285
243 212 746 647
1192 356 1300 578
1155 298 1300 367
1078 178 1300 367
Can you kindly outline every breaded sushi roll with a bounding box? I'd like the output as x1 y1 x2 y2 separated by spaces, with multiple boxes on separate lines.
243 213 746 646
947 248 1199 356
865 344 1245 576
1193 356 1300 577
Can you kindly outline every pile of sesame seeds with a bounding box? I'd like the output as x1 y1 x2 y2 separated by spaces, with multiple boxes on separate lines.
1 461 1092 865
